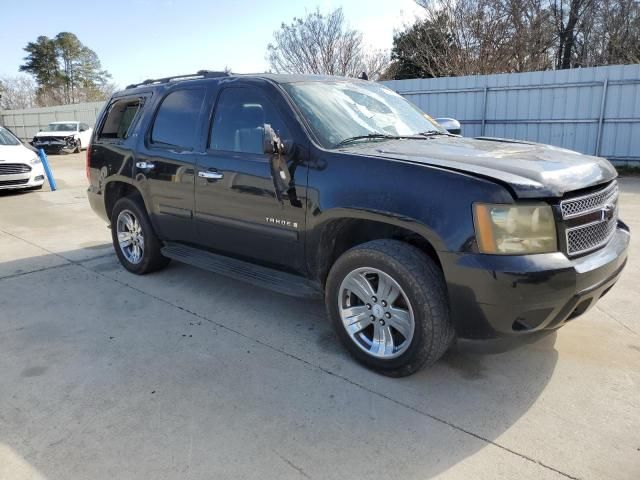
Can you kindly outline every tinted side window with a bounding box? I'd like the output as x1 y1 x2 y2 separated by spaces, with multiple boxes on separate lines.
151 88 206 150
210 87 289 155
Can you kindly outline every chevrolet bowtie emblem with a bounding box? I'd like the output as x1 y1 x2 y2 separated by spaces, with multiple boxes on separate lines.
600 204 615 222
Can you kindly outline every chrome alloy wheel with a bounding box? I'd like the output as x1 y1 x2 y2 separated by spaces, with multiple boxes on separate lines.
116 209 144 264
338 267 415 359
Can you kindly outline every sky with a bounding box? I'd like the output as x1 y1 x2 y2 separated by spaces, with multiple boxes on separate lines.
0 0 425 88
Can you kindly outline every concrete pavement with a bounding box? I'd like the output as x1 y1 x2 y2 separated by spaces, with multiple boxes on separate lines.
0 153 638 479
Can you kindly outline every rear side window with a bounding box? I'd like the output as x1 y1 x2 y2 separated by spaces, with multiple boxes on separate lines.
151 88 206 150
98 98 141 140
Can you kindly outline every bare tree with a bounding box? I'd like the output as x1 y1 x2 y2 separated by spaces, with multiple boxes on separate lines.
575 0 640 66
387 0 640 79
0 75 37 110
267 8 390 79
409 0 556 76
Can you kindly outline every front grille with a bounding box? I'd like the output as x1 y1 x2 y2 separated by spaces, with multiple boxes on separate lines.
561 181 619 256
560 181 617 219
0 163 31 175
0 178 29 186
566 218 617 256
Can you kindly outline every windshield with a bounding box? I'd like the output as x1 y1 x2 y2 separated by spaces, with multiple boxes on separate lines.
0 127 21 146
282 81 443 148
46 123 77 132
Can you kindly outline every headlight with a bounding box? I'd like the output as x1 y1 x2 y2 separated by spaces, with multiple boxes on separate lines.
473 203 557 254
29 156 41 165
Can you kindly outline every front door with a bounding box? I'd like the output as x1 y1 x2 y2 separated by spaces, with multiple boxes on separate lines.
135 86 209 243
194 85 307 274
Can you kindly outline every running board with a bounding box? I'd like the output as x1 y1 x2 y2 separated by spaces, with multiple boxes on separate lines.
161 243 322 299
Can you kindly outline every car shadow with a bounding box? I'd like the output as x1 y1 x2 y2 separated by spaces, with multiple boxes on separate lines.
0 246 559 479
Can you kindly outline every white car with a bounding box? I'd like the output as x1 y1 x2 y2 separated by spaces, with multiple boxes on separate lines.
0 127 46 191
32 121 93 154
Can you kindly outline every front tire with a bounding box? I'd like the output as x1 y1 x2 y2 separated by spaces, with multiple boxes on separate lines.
325 239 454 377
110 196 170 274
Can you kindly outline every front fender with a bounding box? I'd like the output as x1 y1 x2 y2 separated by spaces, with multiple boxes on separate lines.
305 150 514 278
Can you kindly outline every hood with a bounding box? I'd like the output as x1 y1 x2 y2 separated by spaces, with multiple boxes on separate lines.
35 131 76 138
352 136 617 198
0 144 38 163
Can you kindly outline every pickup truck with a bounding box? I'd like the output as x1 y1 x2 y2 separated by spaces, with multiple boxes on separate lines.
87 71 629 376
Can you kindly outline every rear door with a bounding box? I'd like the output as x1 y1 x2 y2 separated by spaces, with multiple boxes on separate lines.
193 83 308 273
135 86 209 243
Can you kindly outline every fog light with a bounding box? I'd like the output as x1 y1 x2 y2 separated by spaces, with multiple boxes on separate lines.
35 175 45 181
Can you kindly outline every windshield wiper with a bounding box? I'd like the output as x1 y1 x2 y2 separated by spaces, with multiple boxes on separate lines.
335 134 400 148
335 131 450 148
419 130 450 137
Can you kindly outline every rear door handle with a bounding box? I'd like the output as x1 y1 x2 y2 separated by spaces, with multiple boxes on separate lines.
136 161 155 169
198 170 224 180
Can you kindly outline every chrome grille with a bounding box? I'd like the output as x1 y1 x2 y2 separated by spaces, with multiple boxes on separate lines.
561 181 619 256
0 163 31 175
566 218 617 255
560 181 617 219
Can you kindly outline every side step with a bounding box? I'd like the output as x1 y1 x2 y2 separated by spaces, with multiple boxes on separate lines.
161 243 322 299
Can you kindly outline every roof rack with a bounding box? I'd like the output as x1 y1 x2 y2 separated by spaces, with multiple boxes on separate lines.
125 70 230 89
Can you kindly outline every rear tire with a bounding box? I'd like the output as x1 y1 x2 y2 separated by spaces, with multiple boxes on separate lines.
325 239 454 377
110 196 170 274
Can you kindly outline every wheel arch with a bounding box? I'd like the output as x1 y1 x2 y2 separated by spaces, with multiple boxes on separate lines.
104 179 145 223
310 211 443 286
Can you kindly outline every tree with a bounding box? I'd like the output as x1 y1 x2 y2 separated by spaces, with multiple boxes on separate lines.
385 0 640 79
19 36 62 104
386 11 454 79
19 32 113 106
0 76 37 110
267 7 390 79
551 0 592 69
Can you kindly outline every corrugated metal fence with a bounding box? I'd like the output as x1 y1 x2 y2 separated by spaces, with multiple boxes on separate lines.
0 101 105 142
382 64 640 166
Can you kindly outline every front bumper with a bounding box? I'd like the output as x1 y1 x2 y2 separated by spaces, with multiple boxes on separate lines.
32 138 77 154
0 163 46 190
442 222 630 339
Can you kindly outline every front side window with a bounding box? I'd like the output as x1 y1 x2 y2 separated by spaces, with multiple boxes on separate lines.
151 88 206 150
282 81 443 148
210 87 289 155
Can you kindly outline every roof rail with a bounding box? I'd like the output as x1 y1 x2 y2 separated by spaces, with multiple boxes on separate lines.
125 70 230 89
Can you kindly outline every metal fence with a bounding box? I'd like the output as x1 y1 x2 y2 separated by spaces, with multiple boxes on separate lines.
0 101 105 142
382 64 640 166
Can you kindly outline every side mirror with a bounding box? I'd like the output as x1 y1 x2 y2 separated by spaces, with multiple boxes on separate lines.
263 124 286 155
263 123 292 197
435 118 461 135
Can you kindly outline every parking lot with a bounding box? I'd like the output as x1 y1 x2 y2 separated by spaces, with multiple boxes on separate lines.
0 152 638 480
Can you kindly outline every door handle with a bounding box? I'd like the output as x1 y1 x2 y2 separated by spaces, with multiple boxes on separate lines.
198 170 224 180
136 161 155 169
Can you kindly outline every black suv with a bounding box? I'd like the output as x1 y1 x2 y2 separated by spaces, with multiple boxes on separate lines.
87 71 630 376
